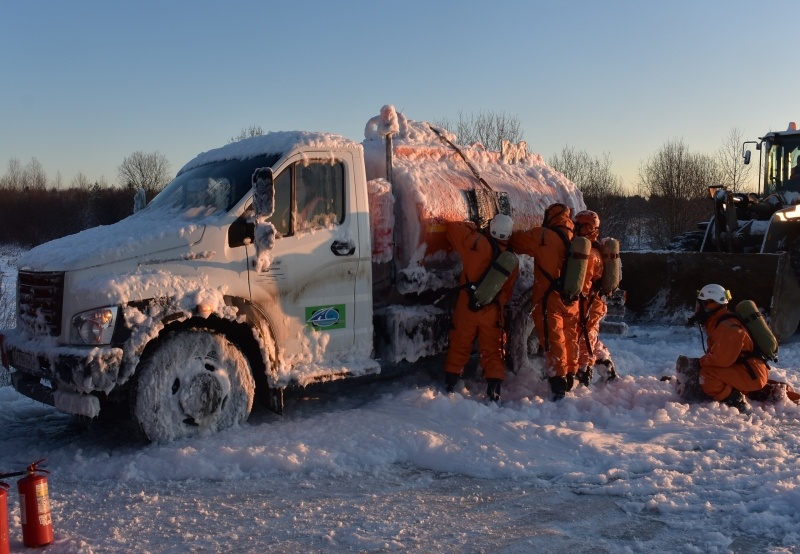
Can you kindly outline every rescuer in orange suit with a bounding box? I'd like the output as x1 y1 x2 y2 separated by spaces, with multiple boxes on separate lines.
509 203 580 400
693 284 769 412
444 214 518 402
573 210 617 386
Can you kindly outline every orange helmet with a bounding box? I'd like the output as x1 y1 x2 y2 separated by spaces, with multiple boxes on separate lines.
543 203 570 228
574 210 600 239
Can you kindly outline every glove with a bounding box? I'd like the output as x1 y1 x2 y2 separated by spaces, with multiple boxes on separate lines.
685 314 698 327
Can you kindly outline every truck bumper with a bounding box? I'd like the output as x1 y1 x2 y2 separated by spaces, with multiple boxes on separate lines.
1 330 123 417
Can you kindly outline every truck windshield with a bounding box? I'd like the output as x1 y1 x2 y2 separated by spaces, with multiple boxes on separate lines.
145 154 282 218
765 134 800 194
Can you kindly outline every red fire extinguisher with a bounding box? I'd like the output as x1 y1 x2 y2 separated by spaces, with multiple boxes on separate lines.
0 481 9 554
17 460 53 548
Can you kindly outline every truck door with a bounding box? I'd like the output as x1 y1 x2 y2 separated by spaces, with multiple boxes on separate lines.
253 154 359 360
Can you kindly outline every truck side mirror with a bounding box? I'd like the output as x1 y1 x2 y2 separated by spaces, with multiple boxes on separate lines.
253 168 275 218
743 150 751 165
133 187 147 213
252 167 276 261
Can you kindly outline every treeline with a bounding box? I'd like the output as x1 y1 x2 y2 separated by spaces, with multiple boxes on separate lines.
0 185 134 247
0 151 172 247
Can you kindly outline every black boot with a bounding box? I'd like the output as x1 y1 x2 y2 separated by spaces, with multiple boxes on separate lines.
596 359 618 382
565 373 575 392
486 379 502 403
723 389 748 413
576 366 593 387
444 372 460 394
549 376 568 401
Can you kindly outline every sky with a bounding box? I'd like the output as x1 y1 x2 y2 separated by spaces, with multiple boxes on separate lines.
2 0 800 194
3 243 800 551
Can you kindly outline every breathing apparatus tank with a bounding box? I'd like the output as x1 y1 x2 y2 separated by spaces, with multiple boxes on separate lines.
599 238 621 295
561 236 591 301
469 250 519 310
734 300 779 361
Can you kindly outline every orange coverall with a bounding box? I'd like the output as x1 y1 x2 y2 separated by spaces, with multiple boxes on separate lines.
444 221 518 381
577 244 609 367
699 309 769 400
509 211 579 378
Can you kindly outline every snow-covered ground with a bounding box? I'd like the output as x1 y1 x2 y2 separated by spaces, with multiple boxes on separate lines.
2 250 800 553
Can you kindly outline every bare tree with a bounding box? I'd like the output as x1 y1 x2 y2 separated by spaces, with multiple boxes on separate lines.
716 127 753 193
117 151 172 197
434 110 524 151
549 147 625 199
71 172 92 190
0 158 23 189
549 146 630 245
229 125 265 143
24 158 47 190
639 139 721 248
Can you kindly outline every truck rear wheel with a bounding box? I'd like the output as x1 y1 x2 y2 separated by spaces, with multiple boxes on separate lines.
131 329 255 443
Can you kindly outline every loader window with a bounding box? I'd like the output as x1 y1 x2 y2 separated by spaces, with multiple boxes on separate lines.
766 139 800 194
789 150 800 192
295 161 345 231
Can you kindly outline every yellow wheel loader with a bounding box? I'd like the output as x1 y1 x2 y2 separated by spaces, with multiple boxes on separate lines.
622 122 800 340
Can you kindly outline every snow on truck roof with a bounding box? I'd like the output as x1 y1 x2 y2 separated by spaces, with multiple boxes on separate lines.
178 131 360 175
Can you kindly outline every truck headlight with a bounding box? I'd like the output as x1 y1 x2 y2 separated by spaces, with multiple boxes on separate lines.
70 307 119 345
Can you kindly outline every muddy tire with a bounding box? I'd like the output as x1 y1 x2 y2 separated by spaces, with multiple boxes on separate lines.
131 329 255 443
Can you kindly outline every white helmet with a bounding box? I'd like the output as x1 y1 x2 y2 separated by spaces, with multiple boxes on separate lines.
697 284 730 305
489 214 513 240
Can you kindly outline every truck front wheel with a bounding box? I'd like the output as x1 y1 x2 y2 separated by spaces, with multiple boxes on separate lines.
131 329 255 443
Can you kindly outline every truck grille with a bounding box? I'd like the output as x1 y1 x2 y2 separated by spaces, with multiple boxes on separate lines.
17 271 65 337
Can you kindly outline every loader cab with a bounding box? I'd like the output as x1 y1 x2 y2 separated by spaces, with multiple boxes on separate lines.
760 124 800 195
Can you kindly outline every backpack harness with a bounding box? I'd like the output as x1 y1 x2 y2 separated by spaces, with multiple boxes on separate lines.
433 230 517 314
535 226 585 352
712 312 769 381
463 233 514 312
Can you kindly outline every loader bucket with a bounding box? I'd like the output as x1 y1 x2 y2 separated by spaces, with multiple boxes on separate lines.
620 251 800 340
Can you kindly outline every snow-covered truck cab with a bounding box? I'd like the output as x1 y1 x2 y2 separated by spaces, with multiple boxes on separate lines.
1 132 379 442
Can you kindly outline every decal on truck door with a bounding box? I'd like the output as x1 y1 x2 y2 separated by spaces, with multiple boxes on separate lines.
305 305 346 330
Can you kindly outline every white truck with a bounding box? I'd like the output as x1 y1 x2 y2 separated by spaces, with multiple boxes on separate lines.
0 106 583 442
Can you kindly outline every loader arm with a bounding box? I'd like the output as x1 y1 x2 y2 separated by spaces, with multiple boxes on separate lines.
620 251 800 340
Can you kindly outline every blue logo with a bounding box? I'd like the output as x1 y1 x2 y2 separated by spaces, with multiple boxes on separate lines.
307 307 341 328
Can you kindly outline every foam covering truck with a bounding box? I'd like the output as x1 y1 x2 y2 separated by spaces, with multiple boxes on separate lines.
0 106 583 442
